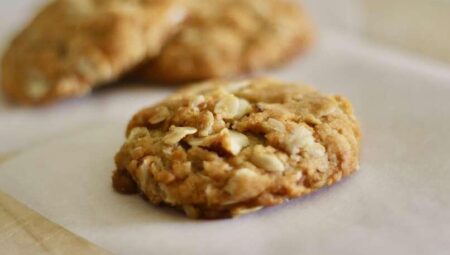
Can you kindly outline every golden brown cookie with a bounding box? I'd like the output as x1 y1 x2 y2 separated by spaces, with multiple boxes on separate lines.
113 78 361 219
131 0 314 83
1 0 186 105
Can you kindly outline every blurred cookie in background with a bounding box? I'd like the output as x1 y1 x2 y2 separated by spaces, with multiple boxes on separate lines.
130 0 315 83
1 0 186 105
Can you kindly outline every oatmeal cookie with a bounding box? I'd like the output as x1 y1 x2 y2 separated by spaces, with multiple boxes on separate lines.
131 0 314 82
113 78 361 219
1 0 186 105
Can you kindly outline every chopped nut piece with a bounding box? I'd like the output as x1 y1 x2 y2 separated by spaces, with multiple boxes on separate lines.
293 171 303 181
221 129 249 155
127 127 150 142
236 98 252 118
191 95 205 108
251 145 285 173
285 125 325 157
256 103 278 111
214 93 252 119
308 143 327 158
231 206 263 217
224 168 269 204
186 136 209 147
25 77 49 100
186 132 221 148
187 128 249 155
148 106 170 124
265 118 286 132
198 111 214 137
163 126 197 145
214 93 240 119
136 156 152 189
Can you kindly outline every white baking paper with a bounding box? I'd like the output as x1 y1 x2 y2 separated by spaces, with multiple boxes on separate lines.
1 31 450 255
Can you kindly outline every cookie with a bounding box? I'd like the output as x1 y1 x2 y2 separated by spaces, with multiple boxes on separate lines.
113 77 361 219
1 0 186 105
130 0 314 82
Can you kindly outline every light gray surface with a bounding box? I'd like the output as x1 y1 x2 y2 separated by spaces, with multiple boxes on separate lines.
1 31 449 255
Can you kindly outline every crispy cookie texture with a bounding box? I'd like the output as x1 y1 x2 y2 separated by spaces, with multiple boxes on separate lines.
132 0 314 82
1 0 186 105
113 78 361 219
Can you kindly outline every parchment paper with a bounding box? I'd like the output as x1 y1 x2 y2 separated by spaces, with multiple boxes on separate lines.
1 31 450 255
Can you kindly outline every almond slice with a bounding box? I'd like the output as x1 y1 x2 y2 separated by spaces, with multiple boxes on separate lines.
163 126 197 145
251 145 285 173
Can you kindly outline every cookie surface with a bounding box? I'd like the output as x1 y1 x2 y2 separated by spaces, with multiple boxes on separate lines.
131 0 314 82
1 0 185 105
113 78 361 219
